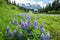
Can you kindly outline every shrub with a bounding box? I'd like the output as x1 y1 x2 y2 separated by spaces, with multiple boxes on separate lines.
47 10 55 14
47 10 60 14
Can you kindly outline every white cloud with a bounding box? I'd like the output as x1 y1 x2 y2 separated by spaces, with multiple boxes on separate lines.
49 0 54 3
37 1 46 8
14 0 36 5
10 0 46 8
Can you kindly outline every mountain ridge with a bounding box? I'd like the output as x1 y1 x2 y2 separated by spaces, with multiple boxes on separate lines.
19 3 42 9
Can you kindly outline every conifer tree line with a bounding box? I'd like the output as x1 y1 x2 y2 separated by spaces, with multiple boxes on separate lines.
39 0 60 14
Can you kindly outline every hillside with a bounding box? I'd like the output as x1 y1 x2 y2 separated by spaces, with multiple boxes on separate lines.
0 1 24 40
0 0 60 40
0 0 24 30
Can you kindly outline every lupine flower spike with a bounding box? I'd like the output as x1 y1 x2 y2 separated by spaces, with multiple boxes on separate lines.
14 31 17 38
41 33 45 40
25 21 29 30
46 32 50 40
21 21 29 31
17 24 21 28
29 32 33 39
7 26 12 38
27 19 30 26
21 21 25 30
18 32 23 40
40 24 44 33
34 20 38 29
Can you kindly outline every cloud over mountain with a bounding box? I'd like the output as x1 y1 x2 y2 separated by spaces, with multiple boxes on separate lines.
10 0 47 8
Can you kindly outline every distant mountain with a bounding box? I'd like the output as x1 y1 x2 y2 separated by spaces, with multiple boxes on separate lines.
19 3 26 8
19 3 42 9
31 4 41 9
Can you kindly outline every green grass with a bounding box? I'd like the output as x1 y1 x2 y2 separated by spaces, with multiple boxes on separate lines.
0 1 60 40
29 14 60 40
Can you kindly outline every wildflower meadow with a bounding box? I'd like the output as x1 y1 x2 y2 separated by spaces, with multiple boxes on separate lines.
6 14 50 40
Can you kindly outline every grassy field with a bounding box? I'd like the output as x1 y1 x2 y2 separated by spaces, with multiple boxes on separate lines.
30 14 60 40
0 1 60 40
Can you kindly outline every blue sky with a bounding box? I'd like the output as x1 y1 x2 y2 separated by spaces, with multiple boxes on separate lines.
34 0 54 4
10 0 54 7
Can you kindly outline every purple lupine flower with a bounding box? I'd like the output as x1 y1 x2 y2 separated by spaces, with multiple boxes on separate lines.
41 33 45 40
14 31 17 38
25 22 29 29
27 18 30 25
40 24 44 33
7 27 12 38
21 20 29 30
24 16 27 20
24 14 31 21
40 24 44 29
21 21 25 30
17 24 21 28
18 32 23 40
46 32 50 40
34 20 38 29
27 16 31 20
29 31 33 39
41 27 44 33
